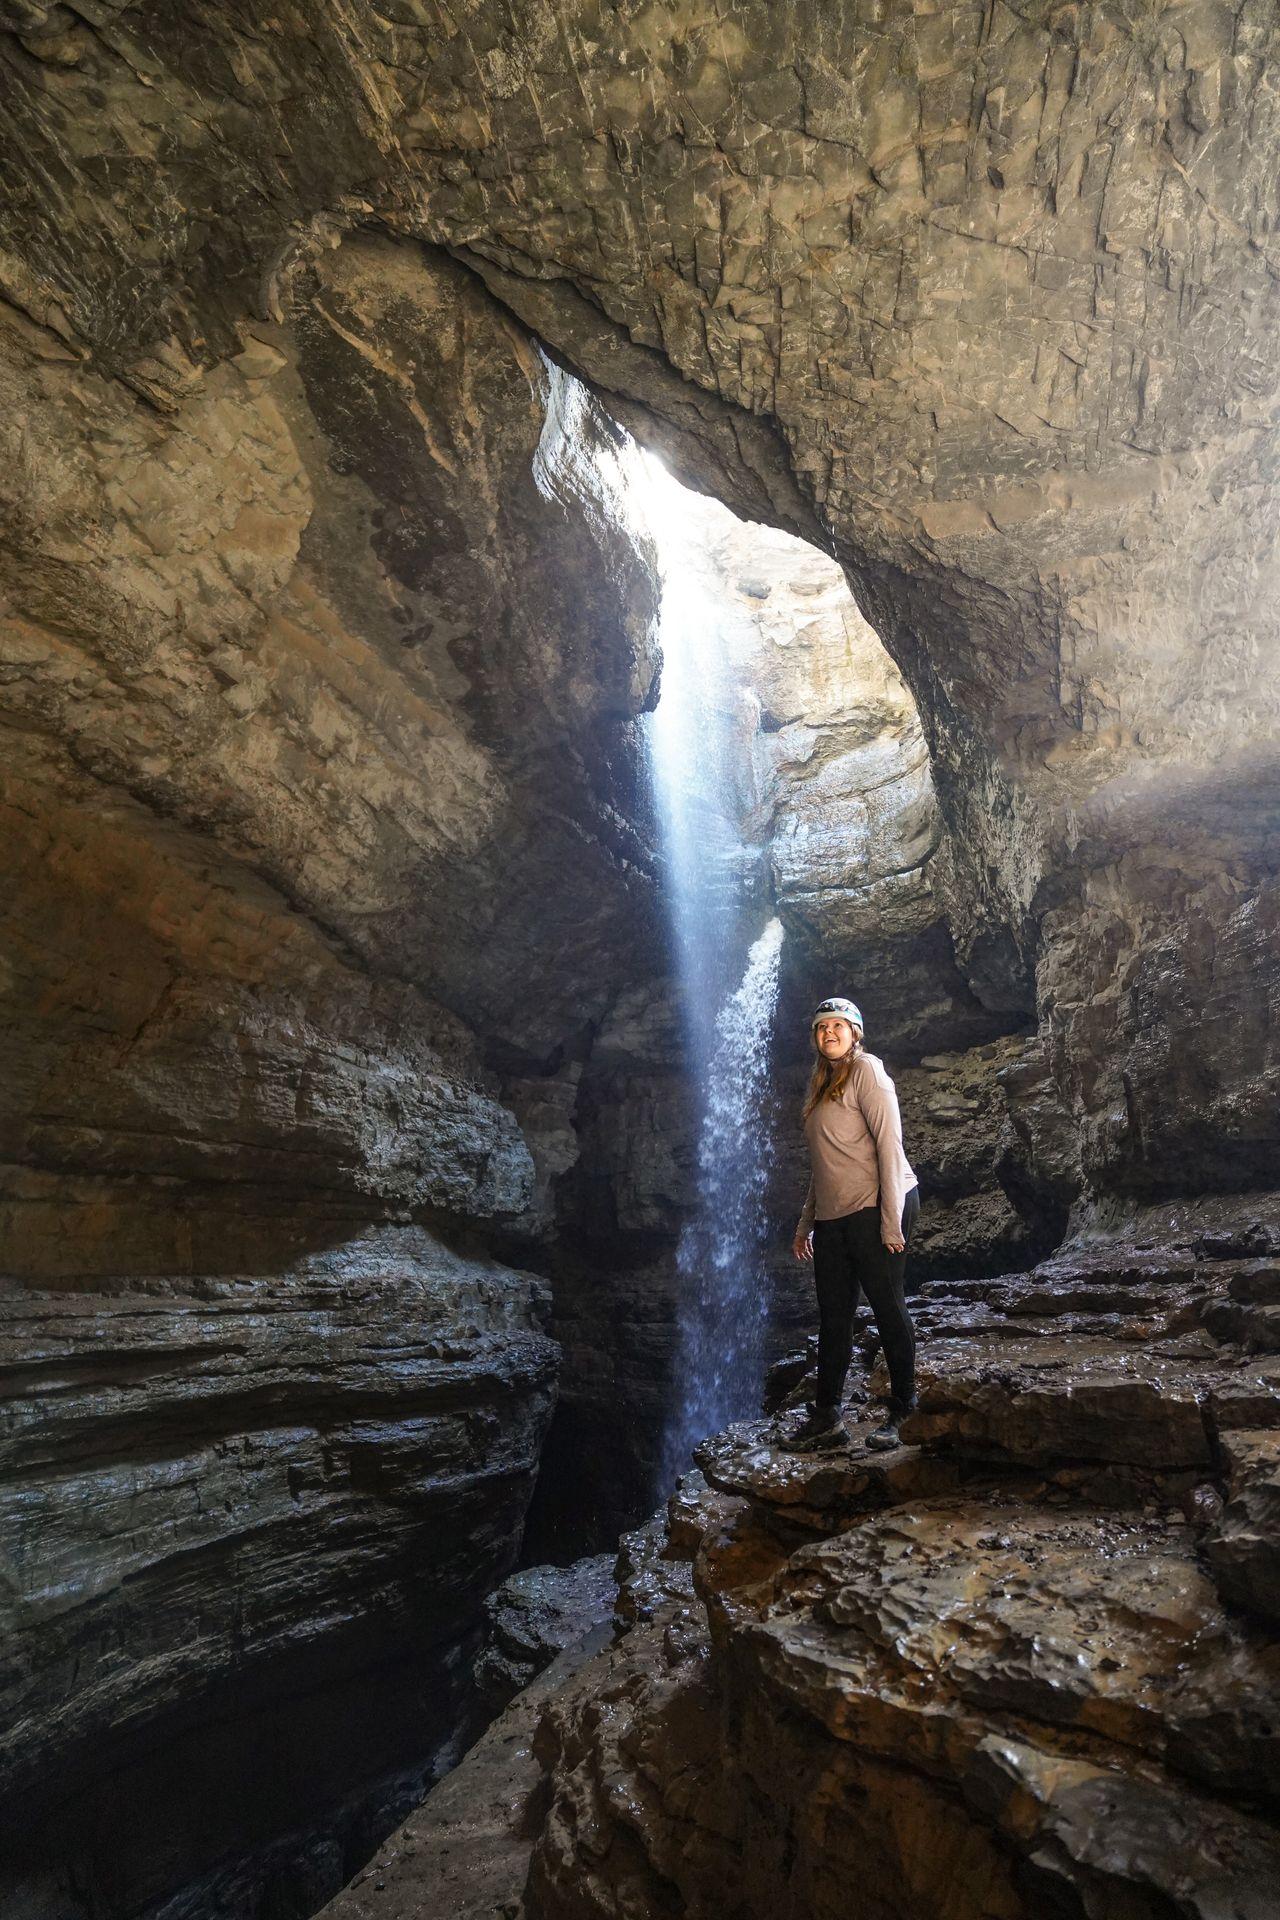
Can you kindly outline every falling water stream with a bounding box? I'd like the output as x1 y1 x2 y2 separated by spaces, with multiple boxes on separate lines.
659 917 784 1485
529 358 787 1484
635 453 786 1486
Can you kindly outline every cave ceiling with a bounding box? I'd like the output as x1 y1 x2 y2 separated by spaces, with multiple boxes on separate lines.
3 0 1279 1173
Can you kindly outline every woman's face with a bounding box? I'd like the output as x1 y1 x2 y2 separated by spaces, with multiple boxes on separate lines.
814 1017 857 1061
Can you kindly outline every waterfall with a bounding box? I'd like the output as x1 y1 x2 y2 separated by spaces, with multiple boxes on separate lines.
527 363 788 1480
660 917 784 1485
635 451 786 1484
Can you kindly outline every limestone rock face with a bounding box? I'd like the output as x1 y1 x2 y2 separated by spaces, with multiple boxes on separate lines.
1038 872 1280 1200
510 1221 1280 1920
6 0 1278 1199
628 480 1006 1060
391 3 1280 1034
1 1231 558 1918
1208 1427 1280 1629
661 504 941 970
5 7 1280 1915
1 229 659 1071
1 121 663 1914
1 758 537 1281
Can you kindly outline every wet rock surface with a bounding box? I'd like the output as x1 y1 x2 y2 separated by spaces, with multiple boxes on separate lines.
1208 1428 1280 1630
317 1624 615 1920
315 1472 740 1920
364 1220 1280 1920
474 1554 617 1715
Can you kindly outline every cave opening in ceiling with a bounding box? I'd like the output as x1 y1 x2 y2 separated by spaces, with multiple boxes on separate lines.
537 360 964 1489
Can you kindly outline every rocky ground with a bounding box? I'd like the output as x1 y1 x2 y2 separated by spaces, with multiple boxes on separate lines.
331 1205 1280 1919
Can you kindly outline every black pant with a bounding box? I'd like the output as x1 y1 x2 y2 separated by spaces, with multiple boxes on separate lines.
812 1187 920 1414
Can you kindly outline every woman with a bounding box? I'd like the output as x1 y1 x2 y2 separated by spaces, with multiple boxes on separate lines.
786 996 920 1452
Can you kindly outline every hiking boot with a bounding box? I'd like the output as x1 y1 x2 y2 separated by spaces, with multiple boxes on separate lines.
865 1397 917 1453
780 1403 844 1452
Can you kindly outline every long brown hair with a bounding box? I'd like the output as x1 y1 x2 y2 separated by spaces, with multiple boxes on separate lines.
802 1030 863 1120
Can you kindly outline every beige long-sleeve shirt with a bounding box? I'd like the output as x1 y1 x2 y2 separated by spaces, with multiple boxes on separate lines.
796 1051 917 1246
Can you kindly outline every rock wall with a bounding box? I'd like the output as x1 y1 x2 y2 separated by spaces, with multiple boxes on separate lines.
0 171 662 1915
1 752 535 1281
384 0 1280 1159
519 1213 1280 1920
6 2 1278 1210
1 1231 557 1918
307 1208 1280 1920
686 509 1060 1282
6 0 1277 1543
1 228 660 1076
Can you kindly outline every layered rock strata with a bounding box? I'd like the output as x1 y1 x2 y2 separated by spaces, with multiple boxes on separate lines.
1 202 660 1914
1 754 536 1281
1 230 660 1083
4 7 1280 1913
474 1553 617 1716
1 1229 558 1917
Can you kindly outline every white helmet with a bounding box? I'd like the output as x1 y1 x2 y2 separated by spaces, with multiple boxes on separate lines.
812 997 863 1033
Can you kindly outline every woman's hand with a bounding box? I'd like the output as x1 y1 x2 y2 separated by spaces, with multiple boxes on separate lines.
792 1229 813 1263
882 1234 906 1254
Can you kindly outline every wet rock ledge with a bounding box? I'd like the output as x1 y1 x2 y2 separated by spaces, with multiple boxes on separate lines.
327 1216 1280 1920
